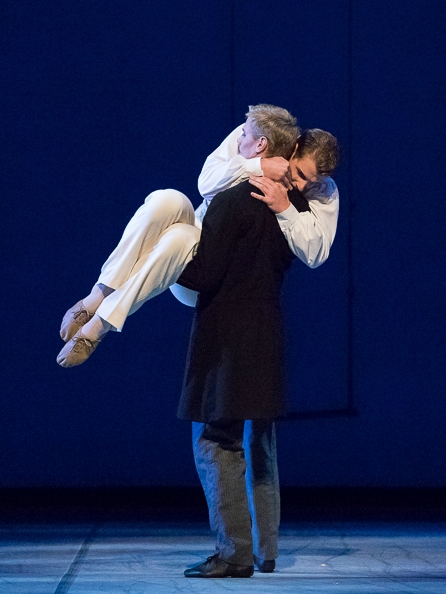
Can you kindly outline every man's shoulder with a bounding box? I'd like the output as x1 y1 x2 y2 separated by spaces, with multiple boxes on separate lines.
303 176 338 204
210 180 256 212
214 179 253 200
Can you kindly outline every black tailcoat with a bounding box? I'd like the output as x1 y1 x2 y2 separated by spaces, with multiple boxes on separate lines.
177 181 310 422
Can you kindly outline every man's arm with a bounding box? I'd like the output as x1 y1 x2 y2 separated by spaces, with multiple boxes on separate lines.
197 125 262 201
249 176 339 269
197 125 292 201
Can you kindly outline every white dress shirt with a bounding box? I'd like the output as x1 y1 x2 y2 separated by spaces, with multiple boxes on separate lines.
195 124 339 268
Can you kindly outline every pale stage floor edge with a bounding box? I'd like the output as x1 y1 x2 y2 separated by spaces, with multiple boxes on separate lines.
1 519 446 593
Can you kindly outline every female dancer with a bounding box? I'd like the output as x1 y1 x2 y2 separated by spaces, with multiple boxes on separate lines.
57 104 339 367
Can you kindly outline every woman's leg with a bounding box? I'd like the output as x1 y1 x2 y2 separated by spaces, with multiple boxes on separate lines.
60 189 195 341
96 223 200 331
57 222 200 367
98 189 195 289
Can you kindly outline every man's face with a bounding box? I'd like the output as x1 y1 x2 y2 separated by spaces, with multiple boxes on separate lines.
289 155 321 191
237 118 264 158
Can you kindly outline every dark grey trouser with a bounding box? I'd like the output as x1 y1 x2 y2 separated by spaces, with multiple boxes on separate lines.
192 419 280 566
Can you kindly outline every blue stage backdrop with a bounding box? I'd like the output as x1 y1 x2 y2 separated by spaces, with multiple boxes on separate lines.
2 0 445 487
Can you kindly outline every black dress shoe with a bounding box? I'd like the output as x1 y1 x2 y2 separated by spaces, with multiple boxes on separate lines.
254 554 276 573
184 554 254 578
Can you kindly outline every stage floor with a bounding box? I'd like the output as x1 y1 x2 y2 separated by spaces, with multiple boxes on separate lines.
0 518 445 594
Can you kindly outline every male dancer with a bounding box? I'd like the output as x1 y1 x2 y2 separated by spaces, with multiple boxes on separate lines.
57 105 339 366
177 129 340 577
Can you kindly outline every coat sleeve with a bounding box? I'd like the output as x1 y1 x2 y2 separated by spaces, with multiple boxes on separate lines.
177 188 250 294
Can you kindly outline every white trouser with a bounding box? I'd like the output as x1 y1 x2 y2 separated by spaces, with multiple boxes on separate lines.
95 189 200 331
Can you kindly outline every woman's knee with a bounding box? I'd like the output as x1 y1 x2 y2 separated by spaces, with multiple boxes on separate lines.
144 189 194 222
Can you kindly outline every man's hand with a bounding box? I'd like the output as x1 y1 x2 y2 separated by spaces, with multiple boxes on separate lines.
260 157 293 190
249 176 291 213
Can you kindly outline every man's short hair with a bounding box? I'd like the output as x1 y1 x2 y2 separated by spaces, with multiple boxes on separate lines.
246 104 300 160
295 129 340 177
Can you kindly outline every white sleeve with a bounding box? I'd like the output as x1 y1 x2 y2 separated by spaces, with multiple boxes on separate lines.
275 178 339 268
197 124 263 201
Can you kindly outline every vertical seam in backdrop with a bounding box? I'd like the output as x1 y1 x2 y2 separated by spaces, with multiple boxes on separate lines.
347 0 355 414
230 0 235 128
